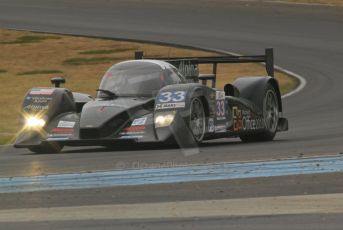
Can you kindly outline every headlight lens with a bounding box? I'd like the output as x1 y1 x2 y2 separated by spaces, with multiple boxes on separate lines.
25 116 46 129
154 112 176 128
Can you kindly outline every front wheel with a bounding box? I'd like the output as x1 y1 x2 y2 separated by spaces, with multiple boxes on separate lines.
240 84 279 142
188 97 206 143
28 142 64 154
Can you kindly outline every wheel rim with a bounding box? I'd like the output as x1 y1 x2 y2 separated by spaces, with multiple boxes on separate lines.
189 98 205 142
263 90 279 133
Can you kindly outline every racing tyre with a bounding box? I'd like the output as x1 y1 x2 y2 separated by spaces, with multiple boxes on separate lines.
189 97 206 143
240 84 279 142
28 142 64 154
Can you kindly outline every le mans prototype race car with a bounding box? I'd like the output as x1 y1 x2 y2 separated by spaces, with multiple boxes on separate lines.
15 48 288 153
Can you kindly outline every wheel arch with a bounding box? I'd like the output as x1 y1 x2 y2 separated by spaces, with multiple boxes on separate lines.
191 87 211 118
232 76 282 112
268 78 282 112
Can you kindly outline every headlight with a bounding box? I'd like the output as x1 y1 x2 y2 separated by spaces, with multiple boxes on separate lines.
154 112 176 128
25 116 46 129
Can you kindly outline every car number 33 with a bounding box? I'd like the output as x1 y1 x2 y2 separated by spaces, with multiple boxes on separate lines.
216 100 225 117
158 91 186 103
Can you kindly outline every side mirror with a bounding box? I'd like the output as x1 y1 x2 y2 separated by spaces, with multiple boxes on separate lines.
51 77 66 88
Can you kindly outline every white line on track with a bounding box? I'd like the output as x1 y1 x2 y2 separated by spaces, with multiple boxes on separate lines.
276 65 307 98
1 193 343 222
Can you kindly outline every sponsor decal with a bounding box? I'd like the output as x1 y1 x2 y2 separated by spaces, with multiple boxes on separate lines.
23 104 49 111
23 96 52 111
209 92 216 100
105 71 113 78
242 116 264 131
98 106 106 112
57 121 75 128
156 91 186 110
176 61 199 77
123 125 145 132
233 106 242 131
120 125 145 136
208 118 215 132
233 106 264 131
208 92 216 117
119 135 143 139
131 117 147 126
51 128 74 134
29 88 55 96
28 96 51 104
158 91 186 103
48 128 74 139
47 137 69 141
216 100 226 120
215 124 227 133
216 91 225 100
155 102 185 110
47 133 72 138
215 91 226 120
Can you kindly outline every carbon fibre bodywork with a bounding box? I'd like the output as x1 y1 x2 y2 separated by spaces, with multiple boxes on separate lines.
14 50 288 151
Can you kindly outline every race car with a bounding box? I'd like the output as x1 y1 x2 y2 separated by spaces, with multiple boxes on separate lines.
14 48 288 153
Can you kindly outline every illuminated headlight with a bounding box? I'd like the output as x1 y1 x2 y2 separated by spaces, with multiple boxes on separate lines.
25 116 46 129
154 112 176 128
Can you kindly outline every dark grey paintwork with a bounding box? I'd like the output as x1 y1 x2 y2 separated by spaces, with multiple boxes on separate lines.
14 59 286 150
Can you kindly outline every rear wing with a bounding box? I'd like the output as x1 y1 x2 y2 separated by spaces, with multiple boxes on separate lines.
134 48 274 88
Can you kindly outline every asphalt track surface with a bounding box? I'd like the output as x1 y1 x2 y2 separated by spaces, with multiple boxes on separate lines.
0 0 343 229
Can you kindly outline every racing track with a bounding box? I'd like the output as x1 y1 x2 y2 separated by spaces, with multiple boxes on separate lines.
0 0 343 229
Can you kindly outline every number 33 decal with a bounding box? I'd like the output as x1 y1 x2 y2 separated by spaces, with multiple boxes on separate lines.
216 100 225 117
159 91 186 103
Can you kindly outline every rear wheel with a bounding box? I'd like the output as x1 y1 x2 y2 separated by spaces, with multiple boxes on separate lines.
28 142 64 154
189 97 206 143
240 84 279 142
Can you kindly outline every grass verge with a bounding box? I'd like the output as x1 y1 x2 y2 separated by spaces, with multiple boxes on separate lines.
63 57 120 66
17 70 63 76
0 29 298 145
79 47 138 55
0 35 61 44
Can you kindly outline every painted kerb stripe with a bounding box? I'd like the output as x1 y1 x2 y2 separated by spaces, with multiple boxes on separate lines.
0 155 342 193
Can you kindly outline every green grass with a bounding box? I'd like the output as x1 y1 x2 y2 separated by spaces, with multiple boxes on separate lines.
0 134 15 145
280 81 299 95
1 35 61 44
63 57 119 66
0 69 7 74
79 47 138 55
17 70 63 76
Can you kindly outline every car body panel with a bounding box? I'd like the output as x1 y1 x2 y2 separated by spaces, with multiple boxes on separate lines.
14 51 288 150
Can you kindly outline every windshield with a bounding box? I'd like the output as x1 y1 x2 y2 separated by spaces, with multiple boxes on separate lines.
98 62 168 97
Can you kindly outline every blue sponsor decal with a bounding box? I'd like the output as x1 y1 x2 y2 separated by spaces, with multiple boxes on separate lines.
132 117 147 126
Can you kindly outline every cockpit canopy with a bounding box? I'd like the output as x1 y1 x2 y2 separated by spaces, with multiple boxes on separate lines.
98 60 185 98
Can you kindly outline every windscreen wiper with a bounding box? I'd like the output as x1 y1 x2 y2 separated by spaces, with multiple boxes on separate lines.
96 89 117 98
